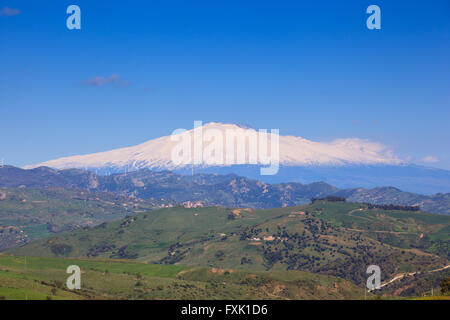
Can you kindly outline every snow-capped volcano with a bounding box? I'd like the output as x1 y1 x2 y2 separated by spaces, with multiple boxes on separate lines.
25 122 402 171
21 122 450 194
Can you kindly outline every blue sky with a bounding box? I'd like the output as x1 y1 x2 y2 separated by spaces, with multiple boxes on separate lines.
1 0 449 168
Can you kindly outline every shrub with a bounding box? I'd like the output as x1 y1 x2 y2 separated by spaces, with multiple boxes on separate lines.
50 243 73 256
440 276 450 294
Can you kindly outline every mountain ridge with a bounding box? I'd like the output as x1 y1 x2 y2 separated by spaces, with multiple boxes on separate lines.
1 165 449 215
25 122 403 170
21 122 450 194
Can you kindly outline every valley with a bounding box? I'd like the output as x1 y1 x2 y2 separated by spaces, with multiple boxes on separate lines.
0 187 169 250
8 200 449 297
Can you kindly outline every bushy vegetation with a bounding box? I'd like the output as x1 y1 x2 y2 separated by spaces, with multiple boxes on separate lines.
0 254 364 300
0 187 159 250
9 201 449 296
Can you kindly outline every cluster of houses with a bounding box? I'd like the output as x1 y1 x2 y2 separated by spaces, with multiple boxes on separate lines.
288 210 305 218
0 225 28 250
250 235 288 242
182 201 204 208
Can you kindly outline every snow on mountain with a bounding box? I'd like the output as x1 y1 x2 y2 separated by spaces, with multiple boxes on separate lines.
25 122 402 171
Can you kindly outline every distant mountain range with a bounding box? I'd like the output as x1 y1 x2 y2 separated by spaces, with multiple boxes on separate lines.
24 122 450 194
1 165 449 215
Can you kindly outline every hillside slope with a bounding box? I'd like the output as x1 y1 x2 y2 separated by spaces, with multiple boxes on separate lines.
0 187 167 250
0 254 364 300
11 201 449 295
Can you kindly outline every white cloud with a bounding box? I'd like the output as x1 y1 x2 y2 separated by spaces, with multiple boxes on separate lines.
421 155 439 163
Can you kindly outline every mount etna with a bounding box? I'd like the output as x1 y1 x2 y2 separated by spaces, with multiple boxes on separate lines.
24 122 450 195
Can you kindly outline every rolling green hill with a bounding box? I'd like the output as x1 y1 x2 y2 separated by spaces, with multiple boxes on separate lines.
0 254 364 300
10 201 449 296
0 187 168 250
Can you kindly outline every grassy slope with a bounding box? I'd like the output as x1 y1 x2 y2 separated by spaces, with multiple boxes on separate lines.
0 187 158 249
0 254 364 300
9 201 449 294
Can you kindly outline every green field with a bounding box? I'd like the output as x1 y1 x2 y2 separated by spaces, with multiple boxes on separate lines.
8 201 449 296
0 254 365 300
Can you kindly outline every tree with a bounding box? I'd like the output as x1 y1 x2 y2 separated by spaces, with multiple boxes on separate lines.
440 277 450 295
